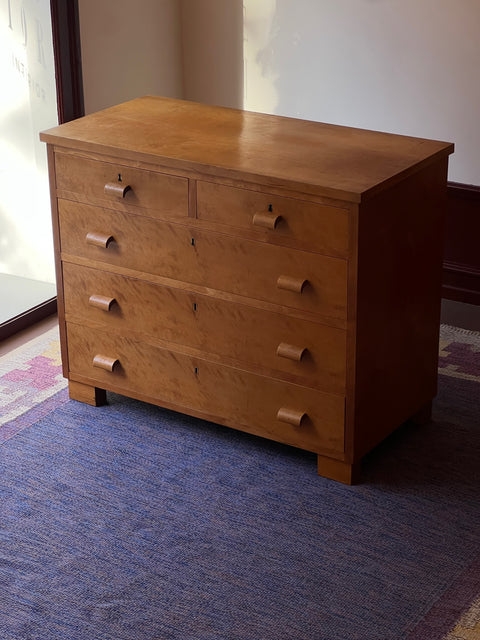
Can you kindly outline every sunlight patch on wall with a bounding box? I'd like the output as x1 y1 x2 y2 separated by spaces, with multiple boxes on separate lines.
243 0 278 114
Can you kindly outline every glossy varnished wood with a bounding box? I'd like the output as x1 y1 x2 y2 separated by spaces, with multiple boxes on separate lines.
317 454 360 485
41 96 454 483
68 379 106 406
55 151 188 220
62 262 347 393
40 96 453 202
58 199 348 320
46 146 69 379
350 160 449 459
66 323 345 455
196 180 350 256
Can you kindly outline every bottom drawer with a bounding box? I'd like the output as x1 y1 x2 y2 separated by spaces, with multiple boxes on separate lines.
66 323 345 455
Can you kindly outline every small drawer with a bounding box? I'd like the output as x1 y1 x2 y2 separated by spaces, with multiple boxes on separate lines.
62 263 347 393
59 200 348 321
197 181 350 257
66 324 345 455
55 152 188 220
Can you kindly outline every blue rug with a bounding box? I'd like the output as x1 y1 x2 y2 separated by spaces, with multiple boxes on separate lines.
0 326 479 639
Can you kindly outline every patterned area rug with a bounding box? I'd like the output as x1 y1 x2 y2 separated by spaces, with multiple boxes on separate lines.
430 325 480 640
439 325 480 382
0 323 479 640
1 323 477 443
0 326 68 442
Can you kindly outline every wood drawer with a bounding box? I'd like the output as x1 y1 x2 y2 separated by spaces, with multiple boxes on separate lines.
197 181 350 256
55 152 188 220
59 200 348 320
63 263 347 393
66 323 345 455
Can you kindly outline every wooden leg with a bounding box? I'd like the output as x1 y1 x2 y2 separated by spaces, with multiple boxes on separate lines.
410 401 432 426
317 454 360 485
69 380 107 406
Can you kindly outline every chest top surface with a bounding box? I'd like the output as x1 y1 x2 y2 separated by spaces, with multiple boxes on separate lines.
40 95 453 202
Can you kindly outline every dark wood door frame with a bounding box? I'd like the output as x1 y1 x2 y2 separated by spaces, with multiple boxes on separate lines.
0 1 84 341
51 0 84 124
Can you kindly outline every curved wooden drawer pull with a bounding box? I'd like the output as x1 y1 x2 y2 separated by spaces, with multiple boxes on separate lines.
104 182 131 198
86 231 114 248
253 211 281 230
276 342 306 362
277 275 308 293
277 407 307 427
93 354 119 372
88 294 116 312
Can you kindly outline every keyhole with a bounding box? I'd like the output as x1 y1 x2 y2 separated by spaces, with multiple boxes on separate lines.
194 367 198 375
118 173 122 182
191 237 195 246
268 204 273 212
193 302 197 312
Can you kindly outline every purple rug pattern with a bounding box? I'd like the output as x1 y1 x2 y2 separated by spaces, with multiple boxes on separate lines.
0 322 478 639
0 326 68 441
438 324 480 382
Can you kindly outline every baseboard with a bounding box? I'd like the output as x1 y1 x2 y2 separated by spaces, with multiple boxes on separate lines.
442 261 480 306
443 182 480 305
0 298 57 342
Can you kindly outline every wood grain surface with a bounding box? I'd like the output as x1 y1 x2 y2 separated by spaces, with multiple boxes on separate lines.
42 96 453 483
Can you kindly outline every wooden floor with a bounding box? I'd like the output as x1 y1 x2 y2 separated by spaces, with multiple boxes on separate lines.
0 314 59 357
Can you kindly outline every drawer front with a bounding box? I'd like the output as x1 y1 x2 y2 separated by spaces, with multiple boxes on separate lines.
59 200 347 320
55 152 188 220
67 323 345 455
63 263 347 393
197 181 350 257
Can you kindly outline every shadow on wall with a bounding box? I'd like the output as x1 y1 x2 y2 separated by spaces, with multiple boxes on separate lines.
243 0 401 123
241 0 479 185
181 0 278 112
180 0 244 109
243 0 278 114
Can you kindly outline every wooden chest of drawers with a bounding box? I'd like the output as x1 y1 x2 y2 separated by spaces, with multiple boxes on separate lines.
40 96 453 483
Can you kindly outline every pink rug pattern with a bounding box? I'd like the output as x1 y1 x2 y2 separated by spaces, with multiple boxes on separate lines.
0 323 478 444
0 326 68 442
439 325 480 383
0 322 479 638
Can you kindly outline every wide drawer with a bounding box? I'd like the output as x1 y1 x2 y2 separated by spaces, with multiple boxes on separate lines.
66 323 345 455
197 180 350 256
63 263 347 393
59 200 348 320
55 152 188 220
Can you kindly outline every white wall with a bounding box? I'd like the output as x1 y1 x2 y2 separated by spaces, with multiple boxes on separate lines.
78 0 479 185
79 0 183 114
243 0 480 185
180 0 243 108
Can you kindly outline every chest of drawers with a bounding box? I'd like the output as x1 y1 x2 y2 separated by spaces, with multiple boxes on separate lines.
40 96 453 483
